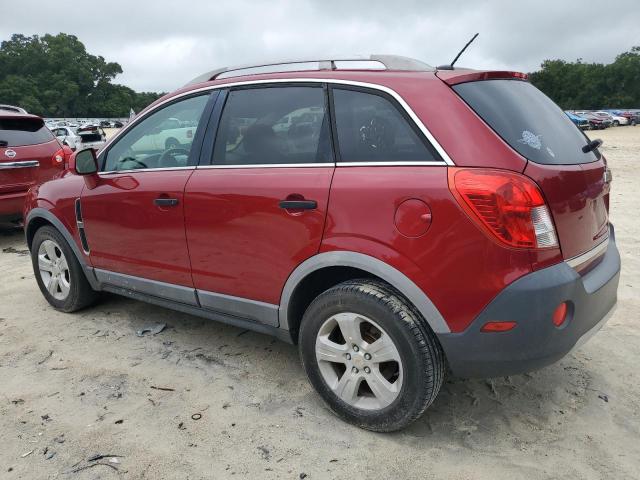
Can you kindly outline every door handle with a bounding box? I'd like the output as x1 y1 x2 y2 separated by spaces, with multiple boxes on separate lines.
154 198 179 207
279 200 317 210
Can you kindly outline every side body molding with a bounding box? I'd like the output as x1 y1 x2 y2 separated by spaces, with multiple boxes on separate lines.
25 208 100 290
279 251 450 334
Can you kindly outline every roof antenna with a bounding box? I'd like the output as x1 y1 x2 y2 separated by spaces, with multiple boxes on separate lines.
437 33 479 70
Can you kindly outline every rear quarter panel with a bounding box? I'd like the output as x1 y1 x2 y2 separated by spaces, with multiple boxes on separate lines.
322 166 533 333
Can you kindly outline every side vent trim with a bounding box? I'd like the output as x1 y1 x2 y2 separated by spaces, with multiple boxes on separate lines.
75 198 90 253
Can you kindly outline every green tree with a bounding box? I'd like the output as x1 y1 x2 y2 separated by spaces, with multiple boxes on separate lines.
529 46 640 109
0 33 163 117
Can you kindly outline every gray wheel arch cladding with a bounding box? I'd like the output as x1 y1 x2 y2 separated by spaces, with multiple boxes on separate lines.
25 208 100 290
278 251 450 334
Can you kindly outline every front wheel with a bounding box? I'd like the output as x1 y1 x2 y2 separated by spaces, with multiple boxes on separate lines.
299 279 445 432
31 226 98 312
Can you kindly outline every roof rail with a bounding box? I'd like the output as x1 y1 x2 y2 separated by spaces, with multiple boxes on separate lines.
185 55 434 86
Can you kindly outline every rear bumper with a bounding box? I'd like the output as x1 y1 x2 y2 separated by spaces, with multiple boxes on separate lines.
439 225 620 378
0 191 27 221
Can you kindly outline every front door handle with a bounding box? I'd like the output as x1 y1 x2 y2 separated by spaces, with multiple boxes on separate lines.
279 200 317 210
154 198 179 207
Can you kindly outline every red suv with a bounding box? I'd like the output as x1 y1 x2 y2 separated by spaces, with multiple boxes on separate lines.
23 56 620 431
1 109 67 222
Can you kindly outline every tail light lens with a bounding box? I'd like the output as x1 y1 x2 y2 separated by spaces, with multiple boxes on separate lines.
448 168 558 249
52 148 65 168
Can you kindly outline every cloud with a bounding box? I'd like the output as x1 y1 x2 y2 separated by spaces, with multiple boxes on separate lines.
2 0 639 92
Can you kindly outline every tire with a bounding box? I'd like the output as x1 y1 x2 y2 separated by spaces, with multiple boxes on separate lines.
31 225 98 312
613 120 619 127
299 279 445 432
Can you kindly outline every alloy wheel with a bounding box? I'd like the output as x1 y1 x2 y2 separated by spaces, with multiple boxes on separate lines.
38 239 71 301
315 312 403 410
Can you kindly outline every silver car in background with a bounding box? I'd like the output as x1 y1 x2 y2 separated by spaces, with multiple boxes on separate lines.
51 125 106 151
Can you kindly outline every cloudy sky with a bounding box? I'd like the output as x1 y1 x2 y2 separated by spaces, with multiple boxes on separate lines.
3 0 639 92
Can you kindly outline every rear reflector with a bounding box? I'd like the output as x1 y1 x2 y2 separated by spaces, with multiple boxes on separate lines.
480 321 517 333
448 168 559 249
552 302 569 327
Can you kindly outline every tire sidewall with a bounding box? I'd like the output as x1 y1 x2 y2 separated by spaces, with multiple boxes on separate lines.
31 226 86 312
299 285 434 431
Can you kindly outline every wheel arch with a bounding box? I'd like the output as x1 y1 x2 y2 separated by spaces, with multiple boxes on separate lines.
279 251 450 342
25 208 100 289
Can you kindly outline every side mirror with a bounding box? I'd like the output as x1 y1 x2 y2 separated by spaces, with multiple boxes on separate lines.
74 148 98 175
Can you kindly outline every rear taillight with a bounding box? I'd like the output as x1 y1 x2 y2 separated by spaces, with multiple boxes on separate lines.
448 168 558 249
52 148 65 168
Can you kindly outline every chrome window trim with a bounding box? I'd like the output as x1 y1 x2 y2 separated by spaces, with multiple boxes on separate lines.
100 78 454 167
339 161 446 167
196 162 333 170
0 160 40 169
98 166 195 176
565 236 609 269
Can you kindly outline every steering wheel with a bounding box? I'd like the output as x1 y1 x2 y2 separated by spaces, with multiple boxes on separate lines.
117 157 148 170
159 147 190 167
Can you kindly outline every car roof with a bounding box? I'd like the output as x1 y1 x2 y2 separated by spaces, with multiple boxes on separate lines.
136 61 528 124
185 54 435 86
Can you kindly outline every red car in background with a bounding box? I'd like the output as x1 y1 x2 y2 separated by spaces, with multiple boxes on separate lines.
0 108 68 222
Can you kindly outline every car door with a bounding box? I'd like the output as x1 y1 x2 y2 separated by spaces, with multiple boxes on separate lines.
184 85 334 325
80 92 216 296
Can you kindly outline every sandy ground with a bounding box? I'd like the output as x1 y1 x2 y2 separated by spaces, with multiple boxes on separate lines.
1 127 639 480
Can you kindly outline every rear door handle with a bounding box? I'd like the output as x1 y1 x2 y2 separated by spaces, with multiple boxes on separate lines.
279 200 317 210
154 198 179 207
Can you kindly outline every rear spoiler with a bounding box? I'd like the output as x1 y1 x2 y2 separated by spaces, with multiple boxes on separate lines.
436 70 528 86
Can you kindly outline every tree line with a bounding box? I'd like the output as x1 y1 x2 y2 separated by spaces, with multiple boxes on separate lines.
1 33 639 117
0 33 163 117
528 46 640 110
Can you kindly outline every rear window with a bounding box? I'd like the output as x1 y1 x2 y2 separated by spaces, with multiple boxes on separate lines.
0 117 55 147
453 80 598 165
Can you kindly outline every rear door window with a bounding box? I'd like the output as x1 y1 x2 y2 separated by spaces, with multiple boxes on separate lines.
212 86 332 165
0 117 55 147
331 88 439 163
453 80 598 165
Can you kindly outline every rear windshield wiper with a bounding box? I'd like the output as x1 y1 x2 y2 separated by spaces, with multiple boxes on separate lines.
582 138 602 153
0 140 8 147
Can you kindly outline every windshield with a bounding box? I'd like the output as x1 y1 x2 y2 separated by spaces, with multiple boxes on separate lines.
453 79 599 165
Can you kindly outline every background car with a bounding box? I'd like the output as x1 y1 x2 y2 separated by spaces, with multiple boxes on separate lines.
129 116 196 152
0 104 28 114
593 110 628 126
75 125 107 151
565 111 590 129
574 111 610 129
51 126 81 150
1 111 68 222
607 109 639 126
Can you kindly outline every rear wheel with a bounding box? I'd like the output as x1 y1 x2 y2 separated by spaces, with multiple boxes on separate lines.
31 226 97 312
299 279 445 432
613 120 619 126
